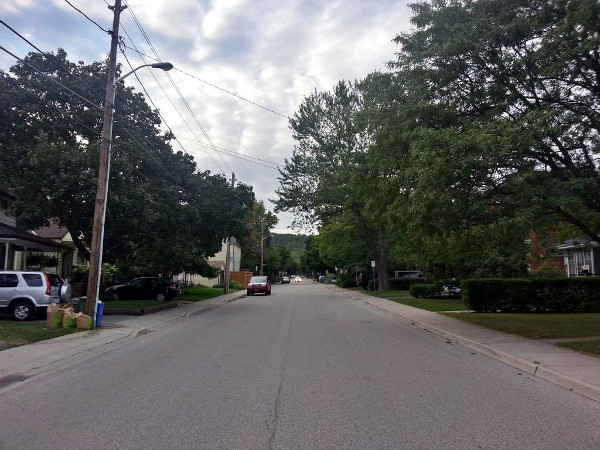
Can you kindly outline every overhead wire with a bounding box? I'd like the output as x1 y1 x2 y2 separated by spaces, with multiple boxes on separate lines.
122 0 232 174
63 0 111 34
121 43 291 120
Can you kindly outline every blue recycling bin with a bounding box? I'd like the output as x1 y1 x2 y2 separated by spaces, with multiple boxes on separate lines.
96 301 105 327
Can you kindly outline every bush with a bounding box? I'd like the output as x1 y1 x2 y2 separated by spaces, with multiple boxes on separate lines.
389 277 426 290
367 279 378 291
337 273 356 288
462 277 600 313
529 266 566 278
409 283 441 298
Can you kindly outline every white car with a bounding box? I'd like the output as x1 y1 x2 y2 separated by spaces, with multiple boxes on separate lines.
295 276 301 283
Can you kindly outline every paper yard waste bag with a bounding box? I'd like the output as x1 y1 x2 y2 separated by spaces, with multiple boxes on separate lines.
46 303 64 329
75 312 93 330
62 307 76 328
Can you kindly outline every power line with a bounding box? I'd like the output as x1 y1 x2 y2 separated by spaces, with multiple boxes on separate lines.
63 0 110 34
0 45 104 112
121 43 291 120
118 21 226 173
123 0 233 174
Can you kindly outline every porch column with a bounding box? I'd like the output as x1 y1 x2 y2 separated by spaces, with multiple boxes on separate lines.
22 246 28 270
591 249 595 275
3 243 9 270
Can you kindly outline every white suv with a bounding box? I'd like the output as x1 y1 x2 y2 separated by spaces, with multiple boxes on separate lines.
0 271 72 321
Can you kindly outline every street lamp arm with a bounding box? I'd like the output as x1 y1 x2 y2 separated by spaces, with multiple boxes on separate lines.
116 62 174 84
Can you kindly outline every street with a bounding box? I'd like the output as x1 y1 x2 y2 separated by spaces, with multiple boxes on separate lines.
1 281 599 449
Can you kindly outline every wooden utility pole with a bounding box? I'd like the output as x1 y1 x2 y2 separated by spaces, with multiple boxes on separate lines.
223 173 235 293
85 0 124 322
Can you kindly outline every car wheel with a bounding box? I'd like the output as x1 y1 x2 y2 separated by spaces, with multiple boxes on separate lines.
156 292 166 302
12 300 34 321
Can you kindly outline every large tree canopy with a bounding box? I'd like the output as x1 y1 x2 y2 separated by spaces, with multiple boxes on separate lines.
391 0 600 243
0 49 254 277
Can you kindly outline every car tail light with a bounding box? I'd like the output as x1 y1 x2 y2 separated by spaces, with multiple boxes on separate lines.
44 273 51 296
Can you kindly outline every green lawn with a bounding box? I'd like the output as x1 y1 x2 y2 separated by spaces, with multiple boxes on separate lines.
390 297 469 312
556 340 600 357
359 288 468 311
0 322 81 351
443 313 600 339
179 286 234 301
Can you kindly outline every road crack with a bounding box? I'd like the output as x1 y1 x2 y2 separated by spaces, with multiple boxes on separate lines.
267 298 296 449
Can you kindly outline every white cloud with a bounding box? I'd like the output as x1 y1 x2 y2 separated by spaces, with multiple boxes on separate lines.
0 0 412 232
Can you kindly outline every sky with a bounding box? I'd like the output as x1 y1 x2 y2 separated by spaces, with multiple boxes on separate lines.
0 0 413 233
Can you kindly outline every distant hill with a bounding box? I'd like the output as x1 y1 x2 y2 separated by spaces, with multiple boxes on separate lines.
272 233 309 259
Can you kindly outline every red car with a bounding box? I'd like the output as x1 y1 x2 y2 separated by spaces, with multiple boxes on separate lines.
247 276 271 296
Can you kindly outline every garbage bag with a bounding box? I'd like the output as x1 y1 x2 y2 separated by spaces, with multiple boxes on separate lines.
46 303 64 329
62 307 76 328
75 312 93 330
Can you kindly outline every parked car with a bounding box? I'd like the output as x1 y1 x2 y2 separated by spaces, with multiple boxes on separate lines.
104 277 180 301
295 276 302 283
282 276 290 284
247 276 271 296
0 271 72 321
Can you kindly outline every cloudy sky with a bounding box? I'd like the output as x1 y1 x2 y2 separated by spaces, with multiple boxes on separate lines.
1 0 412 233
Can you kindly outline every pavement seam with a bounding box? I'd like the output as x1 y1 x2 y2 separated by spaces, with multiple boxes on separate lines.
356 297 600 403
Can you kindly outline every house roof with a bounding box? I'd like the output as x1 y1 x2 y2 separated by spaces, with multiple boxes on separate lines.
0 222 72 251
555 239 599 250
32 220 70 240
208 260 225 270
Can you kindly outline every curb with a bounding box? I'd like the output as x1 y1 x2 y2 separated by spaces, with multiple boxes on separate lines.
359 297 600 403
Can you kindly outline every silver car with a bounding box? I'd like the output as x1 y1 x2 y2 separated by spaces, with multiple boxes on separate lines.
0 271 72 321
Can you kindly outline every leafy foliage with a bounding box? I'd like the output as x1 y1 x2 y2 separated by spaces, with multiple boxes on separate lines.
0 49 254 277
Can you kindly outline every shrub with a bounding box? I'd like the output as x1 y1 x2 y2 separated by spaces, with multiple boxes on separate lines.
389 277 426 290
409 283 441 298
529 266 566 278
462 277 600 313
337 273 356 288
367 279 378 291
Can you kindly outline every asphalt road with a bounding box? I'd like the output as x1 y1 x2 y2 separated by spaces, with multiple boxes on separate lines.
1 281 599 449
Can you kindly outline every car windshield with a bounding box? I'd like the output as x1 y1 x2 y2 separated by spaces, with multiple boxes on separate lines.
249 276 267 283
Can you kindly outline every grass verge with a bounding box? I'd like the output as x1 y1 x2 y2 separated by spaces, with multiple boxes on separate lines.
178 286 232 301
390 297 468 312
443 313 600 339
556 340 600 357
357 288 468 312
103 300 164 310
0 322 81 351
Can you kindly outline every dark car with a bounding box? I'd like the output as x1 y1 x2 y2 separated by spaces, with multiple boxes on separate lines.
104 277 180 302
247 276 271 296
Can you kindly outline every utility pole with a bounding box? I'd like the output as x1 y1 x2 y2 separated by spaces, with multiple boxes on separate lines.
260 222 265 276
223 173 235 293
85 0 124 322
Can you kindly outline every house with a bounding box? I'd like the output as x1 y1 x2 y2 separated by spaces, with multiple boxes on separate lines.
0 186 76 278
177 239 243 287
555 239 599 277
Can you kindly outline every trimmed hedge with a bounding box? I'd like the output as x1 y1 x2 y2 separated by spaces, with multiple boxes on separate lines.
389 278 426 290
409 283 440 298
462 277 600 313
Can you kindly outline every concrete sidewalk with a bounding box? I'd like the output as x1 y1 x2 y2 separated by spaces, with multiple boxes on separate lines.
337 287 600 403
0 290 246 392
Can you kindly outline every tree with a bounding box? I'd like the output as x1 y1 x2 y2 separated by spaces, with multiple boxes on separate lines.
391 0 600 244
275 79 400 288
0 49 254 276
239 200 278 274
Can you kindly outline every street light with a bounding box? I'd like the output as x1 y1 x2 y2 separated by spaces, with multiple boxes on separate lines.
85 59 173 323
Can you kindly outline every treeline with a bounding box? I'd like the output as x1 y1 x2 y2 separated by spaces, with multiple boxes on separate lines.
275 0 600 288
